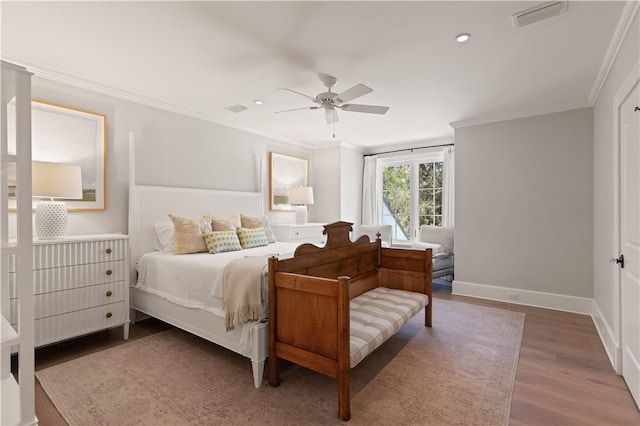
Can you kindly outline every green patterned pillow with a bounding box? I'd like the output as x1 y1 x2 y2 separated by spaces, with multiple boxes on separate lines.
203 230 242 254
236 227 269 249
240 214 277 243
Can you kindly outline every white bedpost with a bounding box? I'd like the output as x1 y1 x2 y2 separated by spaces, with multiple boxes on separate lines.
259 155 264 217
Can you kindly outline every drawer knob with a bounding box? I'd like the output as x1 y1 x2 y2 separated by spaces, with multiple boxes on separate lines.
106 312 112 318
106 269 113 276
106 248 112 254
106 290 113 297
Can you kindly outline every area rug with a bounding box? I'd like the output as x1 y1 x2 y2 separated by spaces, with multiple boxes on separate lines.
36 299 525 425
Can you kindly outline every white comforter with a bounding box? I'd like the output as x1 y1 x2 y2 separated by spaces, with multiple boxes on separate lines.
135 242 300 317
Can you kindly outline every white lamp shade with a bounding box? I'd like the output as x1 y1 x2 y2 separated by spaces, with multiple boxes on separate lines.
289 186 314 205
32 161 83 199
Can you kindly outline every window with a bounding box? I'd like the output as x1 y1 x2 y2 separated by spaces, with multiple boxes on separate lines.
382 164 410 240
380 154 444 241
418 161 443 226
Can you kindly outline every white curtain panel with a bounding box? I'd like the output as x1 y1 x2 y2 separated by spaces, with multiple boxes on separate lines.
442 145 455 226
361 155 381 224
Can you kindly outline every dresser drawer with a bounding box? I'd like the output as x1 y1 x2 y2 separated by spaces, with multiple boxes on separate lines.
32 239 126 270
290 225 324 240
7 239 126 273
9 281 125 323
33 301 125 348
272 223 326 244
8 260 125 297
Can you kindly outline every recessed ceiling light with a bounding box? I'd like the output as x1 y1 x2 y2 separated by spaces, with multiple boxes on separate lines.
254 100 263 105
455 33 470 43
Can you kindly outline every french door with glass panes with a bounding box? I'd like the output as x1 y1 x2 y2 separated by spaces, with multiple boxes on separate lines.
381 155 443 243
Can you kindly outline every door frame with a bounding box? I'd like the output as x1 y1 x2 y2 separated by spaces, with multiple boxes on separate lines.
612 61 639 374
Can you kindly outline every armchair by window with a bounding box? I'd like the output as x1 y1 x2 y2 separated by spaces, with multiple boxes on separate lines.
412 225 454 279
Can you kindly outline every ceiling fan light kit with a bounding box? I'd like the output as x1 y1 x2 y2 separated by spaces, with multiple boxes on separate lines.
276 74 390 125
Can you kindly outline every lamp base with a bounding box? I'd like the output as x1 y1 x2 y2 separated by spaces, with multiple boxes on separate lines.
294 206 308 225
35 201 68 239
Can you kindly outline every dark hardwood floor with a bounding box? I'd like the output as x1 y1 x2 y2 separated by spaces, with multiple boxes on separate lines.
32 282 639 425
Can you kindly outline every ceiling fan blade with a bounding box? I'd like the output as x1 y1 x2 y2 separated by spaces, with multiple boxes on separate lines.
275 106 319 113
334 83 373 104
340 104 389 115
325 109 339 124
278 88 318 101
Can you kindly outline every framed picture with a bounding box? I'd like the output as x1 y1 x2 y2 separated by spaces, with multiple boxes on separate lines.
7 100 106 210
270 152 309 211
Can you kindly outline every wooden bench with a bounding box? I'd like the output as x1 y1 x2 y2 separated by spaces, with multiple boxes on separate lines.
268 221 432 421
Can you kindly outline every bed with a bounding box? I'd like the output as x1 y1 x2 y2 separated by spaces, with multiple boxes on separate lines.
129 184 300 388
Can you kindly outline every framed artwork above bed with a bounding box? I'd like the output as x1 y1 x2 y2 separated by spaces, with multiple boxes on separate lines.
269 152 309 211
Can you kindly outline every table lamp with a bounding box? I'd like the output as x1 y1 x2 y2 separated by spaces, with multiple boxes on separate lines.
289 186 314 225
32 161 83 239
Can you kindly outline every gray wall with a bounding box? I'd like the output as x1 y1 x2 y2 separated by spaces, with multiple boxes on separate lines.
593 13 639 332
9 76 313 237
454 108 593 298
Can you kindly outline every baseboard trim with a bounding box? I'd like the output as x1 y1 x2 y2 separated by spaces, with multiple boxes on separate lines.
591 301 621 373
451 280 593 315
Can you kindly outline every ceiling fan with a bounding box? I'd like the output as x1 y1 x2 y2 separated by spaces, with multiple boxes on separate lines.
276 74 390 124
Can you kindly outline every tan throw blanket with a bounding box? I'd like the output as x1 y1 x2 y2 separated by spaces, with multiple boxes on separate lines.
222 255 269 331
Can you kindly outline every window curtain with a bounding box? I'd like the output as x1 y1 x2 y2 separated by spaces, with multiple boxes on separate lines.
361 155 380 225
442 145 455 226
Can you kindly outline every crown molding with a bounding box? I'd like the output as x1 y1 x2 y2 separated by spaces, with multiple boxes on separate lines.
311 140 364 152
449 101 590 129
3 56 312 150
588 1 639 105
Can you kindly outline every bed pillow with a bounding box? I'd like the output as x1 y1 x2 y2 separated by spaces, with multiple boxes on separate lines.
236 227 269 249
154 222 175 251
240 214 277 243
204 215 241 232
203 230 243 254
169 214 208 254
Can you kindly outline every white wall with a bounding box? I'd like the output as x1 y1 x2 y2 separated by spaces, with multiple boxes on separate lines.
9 77 313 236
340 146 363 224
311 144 363 225
454 108 594 302
312 146 342 223
592 11 639 358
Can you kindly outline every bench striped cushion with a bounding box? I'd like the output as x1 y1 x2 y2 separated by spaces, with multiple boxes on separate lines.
349 287 429 368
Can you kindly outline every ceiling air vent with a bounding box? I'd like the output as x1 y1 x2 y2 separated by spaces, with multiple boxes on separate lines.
512 1 568 28
226 104 248 113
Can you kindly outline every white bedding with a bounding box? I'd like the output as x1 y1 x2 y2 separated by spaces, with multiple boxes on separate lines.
135 242 300 317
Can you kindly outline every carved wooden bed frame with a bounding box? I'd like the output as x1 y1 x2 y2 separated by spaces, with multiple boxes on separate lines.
268 221 433 421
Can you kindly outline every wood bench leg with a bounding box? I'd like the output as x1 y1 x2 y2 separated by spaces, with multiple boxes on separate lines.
426 302 432 327
338 369 351 421
269 356 280 387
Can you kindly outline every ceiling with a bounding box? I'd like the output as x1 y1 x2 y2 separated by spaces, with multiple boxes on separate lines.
0 1 627 151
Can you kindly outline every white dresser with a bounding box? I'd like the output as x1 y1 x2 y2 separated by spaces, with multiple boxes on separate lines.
271 223 326 245
8 234 130 347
